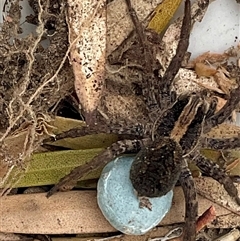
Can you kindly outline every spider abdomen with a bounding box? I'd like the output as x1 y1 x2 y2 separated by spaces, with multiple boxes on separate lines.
130 137 183 197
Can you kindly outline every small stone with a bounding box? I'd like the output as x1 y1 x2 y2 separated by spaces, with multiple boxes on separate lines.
97 155 173 235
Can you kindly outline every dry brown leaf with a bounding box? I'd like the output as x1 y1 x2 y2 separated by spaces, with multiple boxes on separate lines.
232 110 237 122
99 93 148 125
194 62 217 77
214 96 236 121
0 124 41 190
191 79 224 94
0 233 24 241
188 51 229 68
199 52 228 64
195 177 240 214
187 51 236 97
67 0 107 125
204 123 240 139
215 96 227 112
173 68 221 95
214 67 236 96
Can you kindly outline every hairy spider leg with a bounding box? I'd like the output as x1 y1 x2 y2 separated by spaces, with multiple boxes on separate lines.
44 122 145 143
197 75 240 206
46 139 149 197
173 94 208 241
204 77 240 133
176 91 240 241
176 94 212 241
125 0 191 113
159 0 191 106
125 0 160 113
203 136 240 150
179 159 198 241
194 153 240 205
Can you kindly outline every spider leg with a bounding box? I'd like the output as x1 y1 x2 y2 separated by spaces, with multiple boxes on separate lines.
124 0 147 57
125 0 191 113
201 136 240 150
179 159 198 241
204 80 240 133
125 0 161 113
43 122 145 143
46 138 150 197
160 0 191 97
194 153 240 205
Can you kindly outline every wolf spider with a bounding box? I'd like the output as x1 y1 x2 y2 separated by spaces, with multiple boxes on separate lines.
46 0 240 240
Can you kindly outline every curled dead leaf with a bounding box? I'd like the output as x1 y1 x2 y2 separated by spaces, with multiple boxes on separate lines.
215 96 227 112
67 0 107 125
188 51 228 67
194 62 217 77
214 67 237 96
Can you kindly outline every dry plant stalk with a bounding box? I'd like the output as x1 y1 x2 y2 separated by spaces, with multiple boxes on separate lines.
67 0 107 125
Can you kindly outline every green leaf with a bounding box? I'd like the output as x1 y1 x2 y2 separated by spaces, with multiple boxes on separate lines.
1 149 105 188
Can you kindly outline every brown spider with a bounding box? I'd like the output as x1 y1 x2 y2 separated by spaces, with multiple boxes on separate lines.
46 0 240 240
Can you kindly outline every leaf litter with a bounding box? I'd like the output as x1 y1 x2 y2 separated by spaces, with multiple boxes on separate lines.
0 0 240 240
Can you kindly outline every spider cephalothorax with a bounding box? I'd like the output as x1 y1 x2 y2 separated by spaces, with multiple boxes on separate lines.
45 0 240 240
